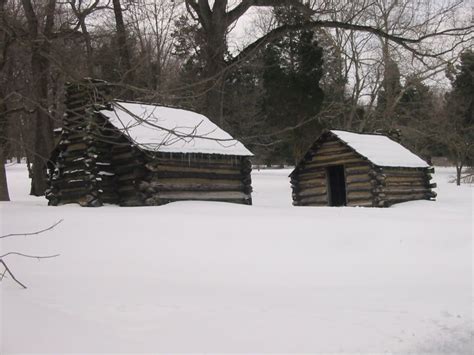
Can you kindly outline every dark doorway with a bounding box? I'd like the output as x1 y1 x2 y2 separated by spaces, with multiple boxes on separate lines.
327 165 346 206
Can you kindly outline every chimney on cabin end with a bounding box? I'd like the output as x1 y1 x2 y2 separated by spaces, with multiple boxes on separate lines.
374 128 402 143
64 78 112 118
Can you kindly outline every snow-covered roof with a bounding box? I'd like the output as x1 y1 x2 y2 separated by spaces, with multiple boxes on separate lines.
99 101 253 156
330 130 430 168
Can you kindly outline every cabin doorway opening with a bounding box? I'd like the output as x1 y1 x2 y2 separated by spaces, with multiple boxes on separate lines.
327 165 346 206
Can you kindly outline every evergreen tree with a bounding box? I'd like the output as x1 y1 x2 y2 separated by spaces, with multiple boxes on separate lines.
261 5 325 164
444 50 474 184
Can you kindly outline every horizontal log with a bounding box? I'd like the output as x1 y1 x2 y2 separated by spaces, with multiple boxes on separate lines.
297 186 328 197
310 151 359 163
346 200 374 207
113 163 146 175
297 195 328 205
116 171 146 182
65 142 88 152
347 191 373 200
313 146 353 157
55 159 88 172
382 169 428 177
145 163 240 175
346 183 373 192
140 181 244 193
148 177 244 186
293 200 327 207
385 191 436 199
304 157 365 169
345 174 372 184
56 195 101 207
150 197 251 206
118 193 142 203
293 165 326 177
111 144 136 153
112 150 144 161
116 184 138 193
146 158 244 170
52 179 90 189
385 176 427 184
112 157 146 167
152 153 245 165
59 149 88 159
99 192 119 202
152 191 249 200
149 171 242 181
344 169 372 178
60 169 92 179
297 179 326 190
119 198 145 207
296 170 326 181
55 183 97 194
318 140 344 149
344 161 373 169
383 180 430 188
382 187 434 195
385 195 435 205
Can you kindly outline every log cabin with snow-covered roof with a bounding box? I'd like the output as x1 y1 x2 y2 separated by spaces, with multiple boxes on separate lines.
290 130 437 207
46 80 253 207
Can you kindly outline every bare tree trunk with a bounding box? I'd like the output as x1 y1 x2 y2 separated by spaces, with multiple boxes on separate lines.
80 20 94 76
187 0 229 124
21 0 56 196
112 0 134 83
0 105 9 201
203 29 227 126
0 0 10 201
455 162 463 186
0 89 9 201
0 159 10 201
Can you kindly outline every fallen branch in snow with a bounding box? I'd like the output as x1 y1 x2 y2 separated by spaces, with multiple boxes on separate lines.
0 259 27 289
0 221 62 289
0 252 60 259
0 219 63 239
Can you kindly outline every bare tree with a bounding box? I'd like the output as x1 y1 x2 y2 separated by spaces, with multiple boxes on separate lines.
127 0 180 92
67 0 110 77
184 0 473 125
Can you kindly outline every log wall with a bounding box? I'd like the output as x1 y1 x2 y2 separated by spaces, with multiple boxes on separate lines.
291 134 436 208
139 153 252 206
377 167 436 206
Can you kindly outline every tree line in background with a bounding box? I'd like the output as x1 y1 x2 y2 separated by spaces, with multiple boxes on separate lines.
0 0 472 201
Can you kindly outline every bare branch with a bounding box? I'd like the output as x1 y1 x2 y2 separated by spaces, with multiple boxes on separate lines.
0 260 27 289
0 252 60 259
0 219 63 239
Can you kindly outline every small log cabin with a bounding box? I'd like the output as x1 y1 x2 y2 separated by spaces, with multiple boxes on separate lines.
290 130 437 207
46 82 253 207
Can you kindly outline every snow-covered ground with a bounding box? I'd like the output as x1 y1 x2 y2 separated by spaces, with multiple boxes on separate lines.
1 164 472 354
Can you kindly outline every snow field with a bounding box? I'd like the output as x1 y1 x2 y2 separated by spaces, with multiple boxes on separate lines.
0 164 472 353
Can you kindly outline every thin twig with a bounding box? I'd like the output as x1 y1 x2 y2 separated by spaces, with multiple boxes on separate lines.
0 252 60 259
0 219 63 239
